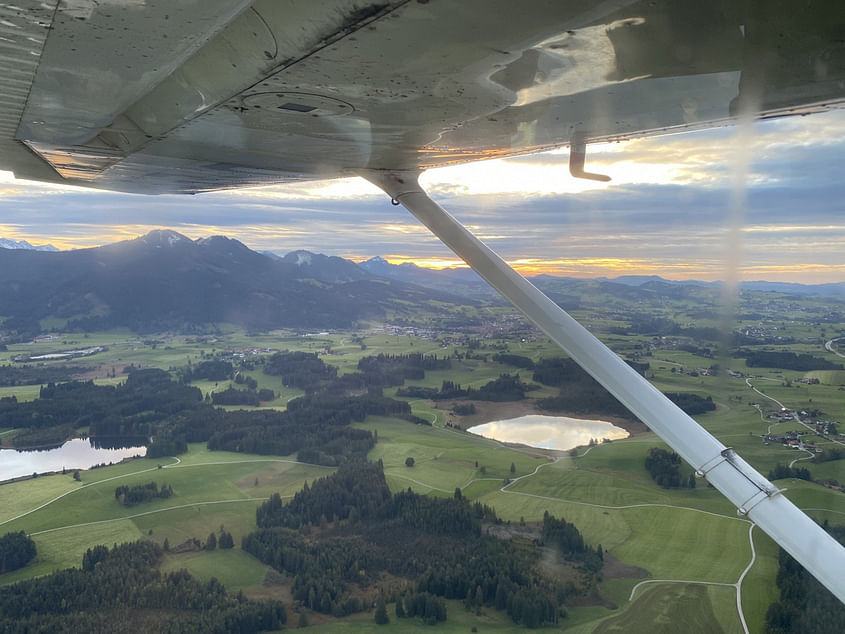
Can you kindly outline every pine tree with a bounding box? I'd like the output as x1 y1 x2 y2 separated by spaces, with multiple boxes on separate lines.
374 596 389 625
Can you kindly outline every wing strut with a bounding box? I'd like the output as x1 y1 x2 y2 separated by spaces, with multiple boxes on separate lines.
361 169 845 604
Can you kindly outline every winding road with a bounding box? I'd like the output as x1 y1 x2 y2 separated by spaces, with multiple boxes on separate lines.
825 338 845 359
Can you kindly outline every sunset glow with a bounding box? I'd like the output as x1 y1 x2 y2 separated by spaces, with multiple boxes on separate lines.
2 110 845 284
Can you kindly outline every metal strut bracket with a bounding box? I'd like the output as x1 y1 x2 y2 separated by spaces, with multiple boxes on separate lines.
569 132 611 182
360 168 845 605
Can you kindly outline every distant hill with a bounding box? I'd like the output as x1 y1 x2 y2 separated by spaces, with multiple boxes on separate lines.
0 237 58 252
0 230 472 337
601 275 845 297
358 256 499 300
279 250 372 284
3 231 842 339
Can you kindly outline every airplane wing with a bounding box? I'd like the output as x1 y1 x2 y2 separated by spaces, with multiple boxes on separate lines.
3 0 845 606
2 0 844 193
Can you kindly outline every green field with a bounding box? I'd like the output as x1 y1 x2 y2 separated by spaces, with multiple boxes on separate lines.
0 444 332 593
2 321 845 631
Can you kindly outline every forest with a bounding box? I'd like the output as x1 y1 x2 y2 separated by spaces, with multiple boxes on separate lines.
739 350 843 371
397 373 532 402
243 461 598 627
0 361 418 465
765 524 845 633
0 541 286 632
664 392 716 415
0 364 89 387
533 357 635 419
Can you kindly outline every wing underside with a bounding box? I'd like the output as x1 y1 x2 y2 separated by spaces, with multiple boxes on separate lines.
2 0 844 193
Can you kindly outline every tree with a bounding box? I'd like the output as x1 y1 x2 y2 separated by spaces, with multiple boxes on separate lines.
0 531 37 573
374 596 389 625
395 596 406 618
510 462 516 474
206 531 217 551
405 457 415 467
219 530 235 549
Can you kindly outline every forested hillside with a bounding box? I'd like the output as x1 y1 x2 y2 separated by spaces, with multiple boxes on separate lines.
243 461 601 628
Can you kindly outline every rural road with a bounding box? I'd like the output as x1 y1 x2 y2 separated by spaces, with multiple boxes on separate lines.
746 378 845 448
825 338 845 359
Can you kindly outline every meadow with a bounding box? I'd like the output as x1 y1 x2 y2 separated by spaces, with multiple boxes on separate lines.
1 312 844 631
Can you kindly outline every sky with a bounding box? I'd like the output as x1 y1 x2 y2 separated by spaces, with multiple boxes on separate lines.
1 109 844 284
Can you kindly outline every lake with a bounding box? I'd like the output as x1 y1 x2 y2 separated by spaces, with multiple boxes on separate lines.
0 438 147 482
467 414 629 451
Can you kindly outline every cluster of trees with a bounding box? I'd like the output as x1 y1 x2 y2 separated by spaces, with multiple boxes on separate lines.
398 374 531 402
210 386 274 406
395 592 447 624
244 461 591 627
208 374 274 405
114 482 173 507
275 352 453 398
665 392 716 415
644 447 696 489
541 511 604 573
765 523 845 633
263 351 337 392
177 359 233 382
201 528 235 552
0 364 88 387
614 314 721 343
533 358 634 419
244 529 372 616
814 447 844 464
358 353 451 382
768 464 813 481
0 369 203 451
206 393 411 465
0 540 286 632
256 461 391 528
739 350 843 372
491 353 535 369
0 363 418 465
0 531 37 574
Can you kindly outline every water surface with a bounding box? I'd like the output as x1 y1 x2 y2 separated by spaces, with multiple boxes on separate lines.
0 438 146 482
467 414 628 451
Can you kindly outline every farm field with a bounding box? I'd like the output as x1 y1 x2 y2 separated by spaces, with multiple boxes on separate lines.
1 304 844 631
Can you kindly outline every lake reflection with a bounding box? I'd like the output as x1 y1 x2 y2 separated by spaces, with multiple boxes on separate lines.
467 415 628 450
0 438 146 482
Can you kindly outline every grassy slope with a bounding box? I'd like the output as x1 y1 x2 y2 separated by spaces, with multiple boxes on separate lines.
0 444 332 590
2 328 845 630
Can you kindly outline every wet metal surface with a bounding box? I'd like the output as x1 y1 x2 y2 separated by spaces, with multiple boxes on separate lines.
2 0 845 192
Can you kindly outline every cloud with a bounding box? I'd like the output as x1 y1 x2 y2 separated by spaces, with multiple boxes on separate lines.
1 110 844 282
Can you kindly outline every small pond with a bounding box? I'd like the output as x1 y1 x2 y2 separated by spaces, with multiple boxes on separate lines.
0 438 147 482
467 414 629 451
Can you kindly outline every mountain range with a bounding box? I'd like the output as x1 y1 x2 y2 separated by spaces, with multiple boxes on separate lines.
0 238 57 252
0 230 470 336
2 230 842 338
